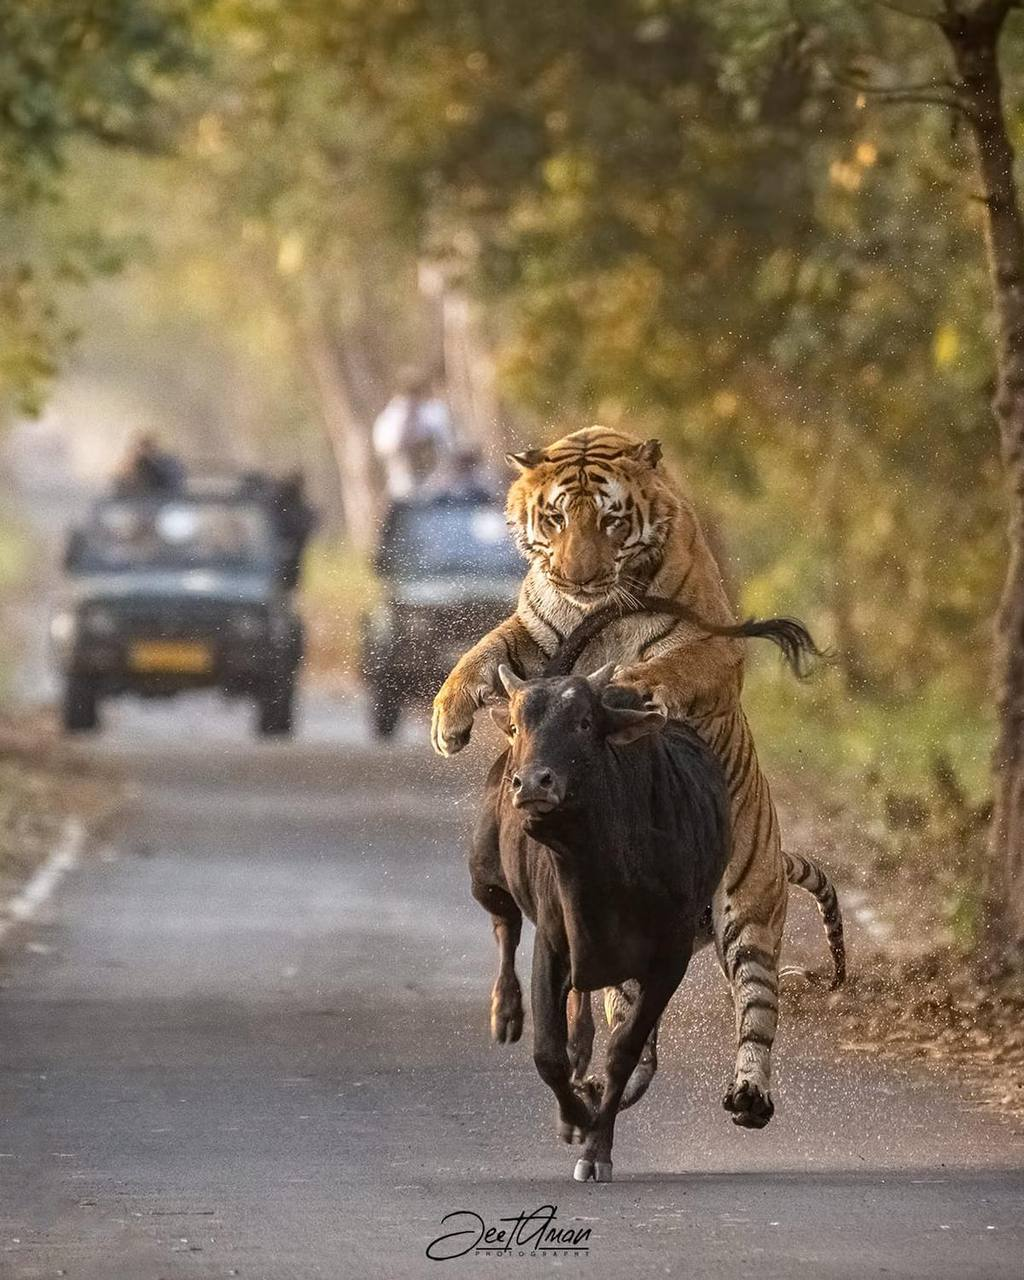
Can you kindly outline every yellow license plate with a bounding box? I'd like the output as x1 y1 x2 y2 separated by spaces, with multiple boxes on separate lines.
130 641 214 674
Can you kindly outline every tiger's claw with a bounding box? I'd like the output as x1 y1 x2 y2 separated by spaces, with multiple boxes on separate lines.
430 696 475 756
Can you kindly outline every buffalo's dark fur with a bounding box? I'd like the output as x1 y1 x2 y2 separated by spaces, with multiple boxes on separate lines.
475 671 729 1180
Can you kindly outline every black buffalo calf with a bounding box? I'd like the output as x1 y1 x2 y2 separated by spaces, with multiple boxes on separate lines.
483 663 730 1182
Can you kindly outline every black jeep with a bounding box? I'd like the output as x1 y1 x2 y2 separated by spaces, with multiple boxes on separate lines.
361 494 522 738
53 492 304 736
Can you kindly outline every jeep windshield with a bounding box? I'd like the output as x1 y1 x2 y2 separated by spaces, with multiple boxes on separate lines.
377 499 522 581
73 499 277 574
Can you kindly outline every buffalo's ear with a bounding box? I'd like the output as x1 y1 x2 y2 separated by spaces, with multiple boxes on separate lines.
627 438 662 468
604 705 666 745
489 703 512 737
505 448 547 473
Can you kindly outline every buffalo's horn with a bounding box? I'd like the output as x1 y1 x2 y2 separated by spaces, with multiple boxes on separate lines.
497 664 527 695
586 662 619 691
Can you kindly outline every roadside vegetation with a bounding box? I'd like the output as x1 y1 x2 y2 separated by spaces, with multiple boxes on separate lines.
299 543 377 682
0 715 116 900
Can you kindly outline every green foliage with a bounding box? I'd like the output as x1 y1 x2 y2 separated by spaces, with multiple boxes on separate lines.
0 0 199 415
303 0 1007 723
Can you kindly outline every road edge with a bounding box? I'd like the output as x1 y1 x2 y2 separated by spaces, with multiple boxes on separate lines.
0 816 86 943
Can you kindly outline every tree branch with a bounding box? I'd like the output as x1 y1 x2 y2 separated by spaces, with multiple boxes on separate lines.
829 67 976 118
868 88 965 108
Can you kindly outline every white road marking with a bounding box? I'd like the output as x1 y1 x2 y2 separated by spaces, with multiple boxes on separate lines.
0 817 86 941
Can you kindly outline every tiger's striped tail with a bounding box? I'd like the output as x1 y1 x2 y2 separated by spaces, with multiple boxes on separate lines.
783 852 846 989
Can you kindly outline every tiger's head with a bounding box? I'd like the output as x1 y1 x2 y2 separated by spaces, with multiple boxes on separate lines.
505 426 690 608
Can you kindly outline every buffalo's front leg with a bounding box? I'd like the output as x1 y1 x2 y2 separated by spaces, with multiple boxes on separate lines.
567 988 595 1083
473 882 523 1043
531 937 593 1142
575 955 689 1183
469 752 523 1043
557 989 597 1144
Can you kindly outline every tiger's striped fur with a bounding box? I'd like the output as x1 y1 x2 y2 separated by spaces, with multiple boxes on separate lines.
433 425 834 1128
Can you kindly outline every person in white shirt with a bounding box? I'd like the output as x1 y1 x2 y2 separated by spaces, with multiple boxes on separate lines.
372 370 456 499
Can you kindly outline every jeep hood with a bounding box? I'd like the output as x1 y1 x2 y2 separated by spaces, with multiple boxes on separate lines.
70 569 276 606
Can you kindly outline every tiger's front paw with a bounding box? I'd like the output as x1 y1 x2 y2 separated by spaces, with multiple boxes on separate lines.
430 686 478 756
612 667 670 716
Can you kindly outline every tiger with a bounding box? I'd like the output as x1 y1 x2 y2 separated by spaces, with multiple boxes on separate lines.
432 425 837 1129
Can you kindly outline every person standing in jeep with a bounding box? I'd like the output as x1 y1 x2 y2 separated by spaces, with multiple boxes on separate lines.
112 432 187 497
372 369 456 500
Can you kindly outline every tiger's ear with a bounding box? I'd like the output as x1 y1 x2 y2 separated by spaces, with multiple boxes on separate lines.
505 448 547 473
627 438 662 468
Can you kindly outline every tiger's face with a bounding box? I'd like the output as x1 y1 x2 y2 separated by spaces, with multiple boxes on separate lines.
506 427 681 607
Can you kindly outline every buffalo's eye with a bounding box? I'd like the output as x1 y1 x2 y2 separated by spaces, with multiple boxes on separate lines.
578 716 592 733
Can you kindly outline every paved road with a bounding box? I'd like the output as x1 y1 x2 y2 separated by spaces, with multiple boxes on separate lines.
0 696 1022 1280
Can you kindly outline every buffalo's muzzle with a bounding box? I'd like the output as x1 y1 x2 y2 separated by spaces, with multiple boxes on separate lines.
510 765 564 815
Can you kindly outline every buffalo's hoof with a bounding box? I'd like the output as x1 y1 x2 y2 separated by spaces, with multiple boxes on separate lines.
723 1080 775 1129
573 1158 613 1183
557 1120 587 1145
490 1002 523 1044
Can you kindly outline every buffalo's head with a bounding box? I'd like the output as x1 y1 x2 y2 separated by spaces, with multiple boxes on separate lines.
491 664 666 819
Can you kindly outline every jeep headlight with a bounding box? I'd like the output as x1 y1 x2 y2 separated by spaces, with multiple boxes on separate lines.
80 605 118 637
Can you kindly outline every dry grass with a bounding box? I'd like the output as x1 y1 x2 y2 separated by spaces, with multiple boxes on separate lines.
776 769 1024 1128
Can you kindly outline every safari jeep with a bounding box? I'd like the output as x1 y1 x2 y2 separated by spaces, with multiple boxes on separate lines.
361 493 522 739
53 492 304 736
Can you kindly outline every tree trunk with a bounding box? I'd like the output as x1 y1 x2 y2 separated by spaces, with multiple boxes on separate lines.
299 308 382 553
442 289 510 457
943 1 1024 953
820 412 876 694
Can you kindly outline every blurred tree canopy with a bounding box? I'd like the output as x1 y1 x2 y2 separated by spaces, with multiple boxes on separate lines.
0 0 197 413
287 0 1007 707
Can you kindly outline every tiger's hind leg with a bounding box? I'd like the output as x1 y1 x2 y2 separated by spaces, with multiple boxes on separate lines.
601 982 660 1111
714 779 787 1130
